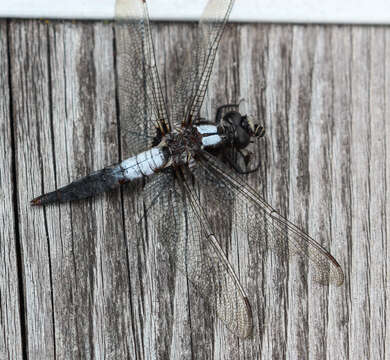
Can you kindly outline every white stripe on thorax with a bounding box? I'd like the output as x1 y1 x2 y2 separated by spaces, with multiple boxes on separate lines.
195 124 223 148
202 134 221 147
196 124 218 134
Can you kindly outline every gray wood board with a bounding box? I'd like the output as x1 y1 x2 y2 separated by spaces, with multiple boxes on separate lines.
2 19 389 359
0 20 23 360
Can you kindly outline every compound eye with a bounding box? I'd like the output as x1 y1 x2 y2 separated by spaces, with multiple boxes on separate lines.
240 116 248 127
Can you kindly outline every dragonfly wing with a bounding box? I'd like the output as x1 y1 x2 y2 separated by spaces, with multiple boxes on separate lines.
195 151 344 287
173 168 253 339
171 0 235 127
115 0 170 156
140 168 252 338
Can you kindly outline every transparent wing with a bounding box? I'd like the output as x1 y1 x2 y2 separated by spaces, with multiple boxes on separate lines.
115 0 170 156
171 0 235 127
195 151 344 287
140 168 252 338
175 169 253 338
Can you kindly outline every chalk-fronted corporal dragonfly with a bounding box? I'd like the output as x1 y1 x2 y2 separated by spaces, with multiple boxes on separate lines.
31 0 344 338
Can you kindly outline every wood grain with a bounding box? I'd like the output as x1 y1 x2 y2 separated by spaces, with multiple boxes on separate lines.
9 20 56 359
45 22 133 359
0 20 23 360
2 19 389 359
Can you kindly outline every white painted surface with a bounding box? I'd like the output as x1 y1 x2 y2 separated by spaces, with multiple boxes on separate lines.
1 0 390 24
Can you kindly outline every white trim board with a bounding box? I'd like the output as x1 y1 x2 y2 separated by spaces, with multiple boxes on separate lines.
1 0 390 24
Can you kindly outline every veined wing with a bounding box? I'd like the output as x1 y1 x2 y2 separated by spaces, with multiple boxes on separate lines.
172 0 235 127
115 0 170 155
175 168 253 339
134 167 252 338
196 151 344 287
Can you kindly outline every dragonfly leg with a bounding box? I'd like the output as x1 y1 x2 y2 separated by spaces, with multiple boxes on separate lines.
224 148 261 175
215 103 240 124
240 148 261 173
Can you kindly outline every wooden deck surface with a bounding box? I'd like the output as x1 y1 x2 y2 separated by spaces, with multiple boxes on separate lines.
0 19 389 359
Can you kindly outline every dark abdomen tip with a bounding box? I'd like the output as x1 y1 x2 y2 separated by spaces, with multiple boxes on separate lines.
30 190 61 206
30 165 123 206
30 197 42 206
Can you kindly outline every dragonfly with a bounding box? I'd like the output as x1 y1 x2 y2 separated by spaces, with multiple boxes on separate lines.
31 0 344 339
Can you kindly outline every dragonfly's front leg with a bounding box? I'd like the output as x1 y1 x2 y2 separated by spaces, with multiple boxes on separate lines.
223 148 261 175
214 103 240 124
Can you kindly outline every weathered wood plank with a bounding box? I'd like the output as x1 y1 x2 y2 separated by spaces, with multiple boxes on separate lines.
0 20 23 360
261 25 291 360
286 25 315 359
237 24 269 360
366 27 388 360
45 21 134 359
306 26 335 359
9 20 56 359
328 26 353 360
385 27 390 360
10 20 135 359
350 27 372 360
7 19 389 359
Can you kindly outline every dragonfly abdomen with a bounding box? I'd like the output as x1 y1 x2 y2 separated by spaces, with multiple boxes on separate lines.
120 147 167 180
30 166 124 205
31 147 168 206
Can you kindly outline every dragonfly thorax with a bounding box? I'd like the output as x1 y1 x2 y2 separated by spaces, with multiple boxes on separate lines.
163 126 203 166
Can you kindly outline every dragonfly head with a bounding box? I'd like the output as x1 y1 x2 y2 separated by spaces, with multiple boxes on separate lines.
222 111 265 149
